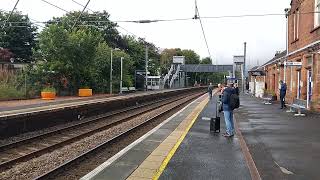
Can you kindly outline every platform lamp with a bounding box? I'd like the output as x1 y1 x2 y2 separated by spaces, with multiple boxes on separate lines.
110 48 120 94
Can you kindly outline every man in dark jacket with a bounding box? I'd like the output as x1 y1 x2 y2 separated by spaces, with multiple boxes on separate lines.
279 80 287 109
222 83 236 137
208 83 214 100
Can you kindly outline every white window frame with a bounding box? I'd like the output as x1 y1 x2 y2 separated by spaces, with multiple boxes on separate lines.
296 9 299 39
293 10 299 40
293 12 296 40
315 0 320 27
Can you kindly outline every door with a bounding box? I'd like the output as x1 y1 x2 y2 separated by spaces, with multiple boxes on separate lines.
307 69 313 108
297 71 301 99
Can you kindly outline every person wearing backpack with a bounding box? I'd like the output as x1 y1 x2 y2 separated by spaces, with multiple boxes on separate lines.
208 83 214 100
222 83 238 137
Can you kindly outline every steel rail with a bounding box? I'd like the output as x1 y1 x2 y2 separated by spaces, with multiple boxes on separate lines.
0 92 197 171
34 92 202 179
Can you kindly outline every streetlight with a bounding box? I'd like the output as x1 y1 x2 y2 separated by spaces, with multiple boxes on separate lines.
120 57 124 94
110 48 120 94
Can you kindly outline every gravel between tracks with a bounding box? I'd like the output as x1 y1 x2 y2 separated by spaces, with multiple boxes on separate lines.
0 94 198 180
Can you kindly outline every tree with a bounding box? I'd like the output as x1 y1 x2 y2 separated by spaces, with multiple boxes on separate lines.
0 48 13 62
0 11 37 63
180 49 200 64
48 11 127 50
35 24 104 93
124 36 160 76
92 42 133 93
201 57 212 64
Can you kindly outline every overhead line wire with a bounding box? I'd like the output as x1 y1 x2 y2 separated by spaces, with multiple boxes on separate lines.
3 11 320 25
71 0 91 28
1 0 20 29
71 0 141 38
195 1 212 61
40 0 69 13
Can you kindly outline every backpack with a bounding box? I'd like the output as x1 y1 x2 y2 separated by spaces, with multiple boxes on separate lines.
229 93 240 110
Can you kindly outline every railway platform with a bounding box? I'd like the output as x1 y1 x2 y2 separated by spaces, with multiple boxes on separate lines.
81 93 251 180
82 92 320 180
0 88 205 137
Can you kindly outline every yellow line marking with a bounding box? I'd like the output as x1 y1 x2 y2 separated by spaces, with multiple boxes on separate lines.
152 97 209 180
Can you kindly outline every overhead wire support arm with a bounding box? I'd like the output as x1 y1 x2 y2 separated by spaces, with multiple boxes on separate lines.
2 0 20 29
194 0 214 72
71 0 91 29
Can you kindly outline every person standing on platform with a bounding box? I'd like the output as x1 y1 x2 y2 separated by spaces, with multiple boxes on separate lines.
234 83 240 96
208 83 214 100
279 80 287 109
222 83 236 137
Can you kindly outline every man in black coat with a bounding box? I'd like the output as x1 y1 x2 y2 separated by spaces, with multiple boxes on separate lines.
279 80 287 109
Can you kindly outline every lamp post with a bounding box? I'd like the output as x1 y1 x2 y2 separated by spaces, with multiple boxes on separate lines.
284 8 290 83
110 48 120 94
120 57 124 94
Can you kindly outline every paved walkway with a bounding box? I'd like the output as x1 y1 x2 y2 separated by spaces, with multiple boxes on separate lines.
236 94 320 180
159 95 251 180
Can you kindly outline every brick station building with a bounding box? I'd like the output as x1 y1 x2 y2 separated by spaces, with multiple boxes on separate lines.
250 0 320 111
285 0 320 110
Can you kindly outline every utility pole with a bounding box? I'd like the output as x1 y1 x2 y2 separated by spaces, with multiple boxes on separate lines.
243 42 247 93
145 45 148 91
120 57 124 94
110 49 113 94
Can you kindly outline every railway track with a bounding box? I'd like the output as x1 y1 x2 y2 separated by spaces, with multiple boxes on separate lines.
0 91 200 172
34 92 203 179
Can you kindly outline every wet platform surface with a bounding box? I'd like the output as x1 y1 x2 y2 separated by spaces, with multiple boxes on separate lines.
82 93 320 180
236 94 320 180
160 96 251 180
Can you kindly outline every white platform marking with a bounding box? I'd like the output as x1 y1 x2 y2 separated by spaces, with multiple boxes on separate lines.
274 161 294 175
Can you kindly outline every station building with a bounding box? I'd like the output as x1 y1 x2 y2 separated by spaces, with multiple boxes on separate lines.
249 0 320 111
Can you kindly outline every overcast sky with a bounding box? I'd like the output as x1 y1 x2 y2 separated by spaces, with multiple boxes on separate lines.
2 0 291 68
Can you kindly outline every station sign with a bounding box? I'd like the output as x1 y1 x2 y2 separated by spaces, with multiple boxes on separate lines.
173 56 185 64
250 70 265 76
233 56 244 64
284 61 302 66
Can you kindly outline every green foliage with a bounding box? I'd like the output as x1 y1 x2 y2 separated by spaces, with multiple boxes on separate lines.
200 57 212 64
41 87 56 92
35 24 104 93
160 48 201 75
124 36 160 76
0 11 37 63
0 75 25 100
48 11 127 50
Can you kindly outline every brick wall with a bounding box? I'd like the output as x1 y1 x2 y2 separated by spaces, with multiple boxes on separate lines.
288 0 320 53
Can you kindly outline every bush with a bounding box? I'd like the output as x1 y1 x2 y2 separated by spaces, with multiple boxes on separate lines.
41 87 56 92
0 84 25 100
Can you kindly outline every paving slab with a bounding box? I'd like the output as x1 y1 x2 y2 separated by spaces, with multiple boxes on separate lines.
159 96 251 180
236 94 320 180
86 94 205 180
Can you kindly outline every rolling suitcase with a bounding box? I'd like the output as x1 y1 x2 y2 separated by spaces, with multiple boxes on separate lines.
210 99 220 133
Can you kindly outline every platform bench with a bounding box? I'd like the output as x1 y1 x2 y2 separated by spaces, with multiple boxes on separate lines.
262 94 273 105
121 87 129 93
286 98 307 116
128 87 136 92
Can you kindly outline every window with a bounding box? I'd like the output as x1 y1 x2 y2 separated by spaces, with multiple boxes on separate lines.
315 0 320 27
307 56 313 66
293 9 299 40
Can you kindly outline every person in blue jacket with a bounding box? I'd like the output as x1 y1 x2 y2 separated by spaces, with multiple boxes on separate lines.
279 80 287 109
222 83 236 137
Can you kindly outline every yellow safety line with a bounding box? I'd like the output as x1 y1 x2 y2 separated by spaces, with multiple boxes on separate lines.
152 97 209 180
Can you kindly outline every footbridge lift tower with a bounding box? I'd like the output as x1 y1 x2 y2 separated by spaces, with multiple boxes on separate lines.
163 56 185 89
